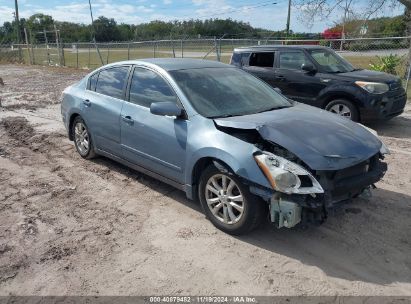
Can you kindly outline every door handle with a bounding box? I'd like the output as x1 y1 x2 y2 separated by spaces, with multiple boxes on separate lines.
121 115 134 125
83 99 91 107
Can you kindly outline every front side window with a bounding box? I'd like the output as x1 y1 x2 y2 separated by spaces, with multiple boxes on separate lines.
95 66 129 99
170 67 291 118
279 51 310 70
308 49 354 73
249 52 274 67
129 68 177 108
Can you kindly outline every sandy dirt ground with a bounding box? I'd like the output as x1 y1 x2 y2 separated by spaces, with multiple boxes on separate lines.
0 64 410 296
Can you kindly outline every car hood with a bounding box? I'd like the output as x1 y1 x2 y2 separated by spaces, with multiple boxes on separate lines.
333 69 400 84
214 103 382 170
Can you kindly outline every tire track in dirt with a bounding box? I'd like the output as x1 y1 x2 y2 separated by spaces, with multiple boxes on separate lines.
0 116 162 294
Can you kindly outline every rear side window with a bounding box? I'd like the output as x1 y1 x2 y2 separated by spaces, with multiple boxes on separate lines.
95 66 129 99
88 73 99 91
279 51 310 70
129 68 176 108
249 52 274 67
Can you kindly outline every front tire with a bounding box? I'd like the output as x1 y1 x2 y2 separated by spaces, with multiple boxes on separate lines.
198 164 267 235
72 116 96 159
325 99 359 122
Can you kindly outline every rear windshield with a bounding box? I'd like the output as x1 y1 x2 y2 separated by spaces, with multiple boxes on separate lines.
169 67 291 118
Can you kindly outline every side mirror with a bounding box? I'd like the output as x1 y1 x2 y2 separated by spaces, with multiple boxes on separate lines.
301 63 316 73
150 101 183 117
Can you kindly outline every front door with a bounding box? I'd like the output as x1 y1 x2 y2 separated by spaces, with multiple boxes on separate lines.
120 67 187 183
275 50 326 106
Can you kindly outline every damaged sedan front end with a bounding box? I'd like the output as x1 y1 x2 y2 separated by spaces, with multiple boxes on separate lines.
213 103 388 228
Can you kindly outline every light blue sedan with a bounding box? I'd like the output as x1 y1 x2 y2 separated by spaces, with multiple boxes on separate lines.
61 59 387 234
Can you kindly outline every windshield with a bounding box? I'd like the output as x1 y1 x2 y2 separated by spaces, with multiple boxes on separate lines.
169 67 291 118
308 49 355 73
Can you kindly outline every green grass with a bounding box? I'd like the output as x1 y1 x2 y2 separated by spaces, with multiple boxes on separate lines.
14 46 407 71
14 47 411 96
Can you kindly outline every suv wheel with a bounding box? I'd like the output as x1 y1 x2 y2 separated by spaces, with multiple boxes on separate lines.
325 99 359 122
198 164 267 235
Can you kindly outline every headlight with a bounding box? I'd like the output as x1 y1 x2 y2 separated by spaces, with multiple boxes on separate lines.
254 152 323 194
355 81 389 94
358 124 390 155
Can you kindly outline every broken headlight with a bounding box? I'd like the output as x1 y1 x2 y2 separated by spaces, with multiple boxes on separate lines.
358 124 390 155
254 152 324 194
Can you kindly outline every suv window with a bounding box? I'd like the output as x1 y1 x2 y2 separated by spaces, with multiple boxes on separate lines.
249 52 274 67
95 66 129 99
129 67 176 108
279 51 310 70
231 52 241 67
231 52 251 67
88 72 99 91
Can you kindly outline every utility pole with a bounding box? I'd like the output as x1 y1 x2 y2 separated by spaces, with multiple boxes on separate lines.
285 0 291 37
14 0 23 61
88 0 104 65
14 0 20 43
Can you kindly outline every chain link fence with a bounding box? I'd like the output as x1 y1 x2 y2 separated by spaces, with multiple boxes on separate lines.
1 36 410 84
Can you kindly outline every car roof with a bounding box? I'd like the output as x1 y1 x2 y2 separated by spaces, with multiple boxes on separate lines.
233 45 329 52
101 58 232 72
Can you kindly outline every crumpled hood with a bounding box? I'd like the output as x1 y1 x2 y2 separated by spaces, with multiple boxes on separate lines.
214 103 382 170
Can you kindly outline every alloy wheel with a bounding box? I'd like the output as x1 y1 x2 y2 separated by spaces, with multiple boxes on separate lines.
74 122 90 156
205 174 244 224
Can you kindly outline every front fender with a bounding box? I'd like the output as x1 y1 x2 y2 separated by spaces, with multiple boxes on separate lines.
318 84 367 108
185 118 271 190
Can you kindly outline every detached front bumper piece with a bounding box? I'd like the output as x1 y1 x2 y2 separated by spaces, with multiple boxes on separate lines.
270 194 302 228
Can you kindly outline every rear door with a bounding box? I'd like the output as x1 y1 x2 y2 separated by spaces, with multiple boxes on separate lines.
120 66 188 183
242 52 278 88
274 50 326 105
82 65 130 156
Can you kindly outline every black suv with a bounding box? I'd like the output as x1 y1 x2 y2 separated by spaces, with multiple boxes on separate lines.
230 45 406 122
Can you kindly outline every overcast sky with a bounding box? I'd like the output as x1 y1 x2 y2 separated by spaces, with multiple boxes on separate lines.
0 0 405 33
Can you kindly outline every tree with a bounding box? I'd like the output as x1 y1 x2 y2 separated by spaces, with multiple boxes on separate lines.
26 13 54 32
295 0 411 76
93 16 119 42
295 0 405 31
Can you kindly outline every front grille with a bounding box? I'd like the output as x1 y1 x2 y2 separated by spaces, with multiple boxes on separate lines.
333 160 369 181
315 154 386 205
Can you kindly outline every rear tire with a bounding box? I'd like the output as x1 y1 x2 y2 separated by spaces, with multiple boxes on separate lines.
72 116 96 159
325 99 359 122
198 164 267 235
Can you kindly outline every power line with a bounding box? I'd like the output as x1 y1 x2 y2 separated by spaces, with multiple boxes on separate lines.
179 1 279 20
155 0 273 11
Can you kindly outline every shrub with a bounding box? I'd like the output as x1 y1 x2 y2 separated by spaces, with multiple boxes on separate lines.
369 54 403 75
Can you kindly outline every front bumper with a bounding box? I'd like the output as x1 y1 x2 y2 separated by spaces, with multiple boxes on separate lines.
267 154 387 228
360 88 406 121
